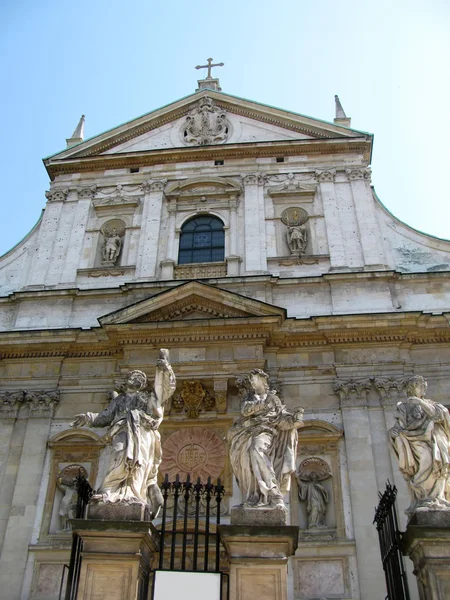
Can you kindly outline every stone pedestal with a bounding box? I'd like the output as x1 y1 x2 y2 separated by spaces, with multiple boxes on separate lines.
71 519 160 600
219 525 298 600
402 510 450 600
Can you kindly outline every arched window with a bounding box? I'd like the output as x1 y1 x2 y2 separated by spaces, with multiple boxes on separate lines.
178 215 225 265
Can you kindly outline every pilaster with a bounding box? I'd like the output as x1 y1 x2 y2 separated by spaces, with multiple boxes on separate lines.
315 170 346 269
136 179 167 279
242 174 267 273
334 379 386 599
346 168 386 269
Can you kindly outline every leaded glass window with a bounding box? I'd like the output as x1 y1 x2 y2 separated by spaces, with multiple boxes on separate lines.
178 216 225 265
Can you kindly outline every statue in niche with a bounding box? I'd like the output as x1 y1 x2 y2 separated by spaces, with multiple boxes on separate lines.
281 206 309 257
102 227 122 265
56 464 88 531
287 224 307 256
389 375 450 513
228 369 304 509
71 350 176 518
297 458 330 528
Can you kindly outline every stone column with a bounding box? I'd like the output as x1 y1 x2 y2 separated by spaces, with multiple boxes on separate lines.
73 520 160 600
0 391 59 598
402 511 450 600
136 179 167 280
160 198 176 279
60 186 96 284
315 170 346 269
242 174 267 274
346 168 386 269
334 380 387 599
219 525 298 600
27 189 69 287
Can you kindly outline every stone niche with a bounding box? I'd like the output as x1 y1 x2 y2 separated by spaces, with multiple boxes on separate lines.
291 420 358 600
40 428 106 541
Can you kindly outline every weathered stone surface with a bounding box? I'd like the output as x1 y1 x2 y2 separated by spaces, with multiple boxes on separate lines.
87 502 152 522
230 505 288 526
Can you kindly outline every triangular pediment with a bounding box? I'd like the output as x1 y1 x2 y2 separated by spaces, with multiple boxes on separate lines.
46 90 369 164
98 281 285 326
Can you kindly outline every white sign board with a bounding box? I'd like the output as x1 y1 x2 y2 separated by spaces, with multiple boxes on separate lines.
153 570 221 600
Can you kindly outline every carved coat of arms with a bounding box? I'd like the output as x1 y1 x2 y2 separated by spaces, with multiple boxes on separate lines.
183 97 230 146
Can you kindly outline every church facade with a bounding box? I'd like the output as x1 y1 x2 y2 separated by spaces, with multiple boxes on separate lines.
0 72 449 599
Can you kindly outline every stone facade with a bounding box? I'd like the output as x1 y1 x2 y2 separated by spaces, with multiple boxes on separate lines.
2 82 450 599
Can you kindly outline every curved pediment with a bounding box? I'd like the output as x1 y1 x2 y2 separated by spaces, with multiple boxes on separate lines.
165 176 241 200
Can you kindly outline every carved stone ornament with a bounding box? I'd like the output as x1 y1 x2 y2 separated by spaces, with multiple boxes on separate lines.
160 427 226 483
100 219 125 266
297 457 331 529
70 350 176 520
141 179 167 193
0 391 24 418
77 185 97 200
333 378 372 408
281 207 309 258
182 97 230 146
56 464 89 531
241 173 268 186
346 168 372 182
389 375 450 514
315 169 336 183
171 380 215 418
26 390 60 417
45 188 69 203
228 368 304 510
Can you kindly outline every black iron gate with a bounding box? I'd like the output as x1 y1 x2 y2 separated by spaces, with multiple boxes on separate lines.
373 482 410 600
153 474 228 599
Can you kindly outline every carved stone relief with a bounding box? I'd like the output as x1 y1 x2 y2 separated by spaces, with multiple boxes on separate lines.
182 97 230 146
160 426 226 484
0 390 59 418
100 219 125 266
45 188 69 203
281 207 309 257
334 376 409 408
171 380 216 418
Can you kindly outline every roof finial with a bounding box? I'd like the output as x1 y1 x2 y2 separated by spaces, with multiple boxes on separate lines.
195 58 224 92
334 96 351 127
66 114 85 148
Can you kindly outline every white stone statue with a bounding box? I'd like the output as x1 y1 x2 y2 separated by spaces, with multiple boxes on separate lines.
71 350 176 518
56 464 88 531
228 369 304 509
102 227 122 264
297 471 329 528
389 375 450 512
287 224 307 256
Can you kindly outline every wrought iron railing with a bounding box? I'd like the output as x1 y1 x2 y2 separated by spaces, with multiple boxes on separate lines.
157 474 225 572
373 482 410 600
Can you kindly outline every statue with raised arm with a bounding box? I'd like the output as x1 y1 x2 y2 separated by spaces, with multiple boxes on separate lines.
71 349 176 518
228 369 304 510
389 375 450 513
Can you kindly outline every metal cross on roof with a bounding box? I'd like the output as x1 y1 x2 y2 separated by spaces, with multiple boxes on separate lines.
195 58 224 79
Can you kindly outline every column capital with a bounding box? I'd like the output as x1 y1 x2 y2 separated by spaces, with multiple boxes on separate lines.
45 188 69 203
25 390 60 418
0 391 25 419
141 179 167 193
333 377 371 408
315 169 336 183
77 185 97 200
346 167 372 182
241 173 268 186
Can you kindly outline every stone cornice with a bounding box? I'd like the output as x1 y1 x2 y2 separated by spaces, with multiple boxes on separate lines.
44 138 371 180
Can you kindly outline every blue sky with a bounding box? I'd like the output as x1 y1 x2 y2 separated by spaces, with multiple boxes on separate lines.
1 0 449 256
